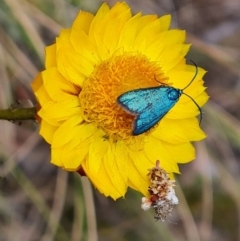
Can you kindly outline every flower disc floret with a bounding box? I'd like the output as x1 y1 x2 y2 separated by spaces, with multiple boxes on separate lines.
79 54 168 140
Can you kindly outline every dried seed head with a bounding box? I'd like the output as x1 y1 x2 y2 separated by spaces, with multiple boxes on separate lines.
141 160 179 222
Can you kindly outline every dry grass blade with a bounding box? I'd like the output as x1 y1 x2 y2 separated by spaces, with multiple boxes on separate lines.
211 157 240 241
10 166 70 241
197 142 213 241
0 26 38 80
0 131 40 177
187 33 240 77
71 174 85 241
205 102 240 147
41 170 69 241
4 0 45 61
82 177 98 241
21 0 62 35
176 182 201 241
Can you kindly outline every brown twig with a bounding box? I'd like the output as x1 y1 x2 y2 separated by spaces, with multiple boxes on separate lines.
0 107 37 120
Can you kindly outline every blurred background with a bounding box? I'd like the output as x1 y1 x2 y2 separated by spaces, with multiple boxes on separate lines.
0 0 240 240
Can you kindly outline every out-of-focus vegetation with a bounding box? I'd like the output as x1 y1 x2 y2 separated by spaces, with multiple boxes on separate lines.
0 0 240 240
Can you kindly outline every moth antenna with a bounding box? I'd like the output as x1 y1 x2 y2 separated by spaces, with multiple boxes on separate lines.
182 92 202 124
182 60 198 91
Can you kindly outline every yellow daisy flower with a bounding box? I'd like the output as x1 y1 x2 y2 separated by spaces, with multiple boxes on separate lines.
31 2 208 200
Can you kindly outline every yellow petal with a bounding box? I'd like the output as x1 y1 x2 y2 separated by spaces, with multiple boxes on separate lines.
161 141 196 164
164 29 186 46
88 2 131 59
52 121 93 148
144 31 168 60
145 30 186 62
62 140 90 170
31 73 43 93
144 137 180 173
160 44 191 72
137 14 158 32
86 135 109 176
52 124 96 170
39 119 58 144
42 67 79 101
168 66 206 89
167 102 200 119
102 7 132 54
162 141 195 165
56 49 91 86
88 3 110 58
83 157 124 199
45 44 57 68
70 30 101 64
91 2 110 22
72 10 94 34
51 147 64 167
193 91 209 107
103 142 128 196
117 12 142 51
158 15 171 32
38 97 81 124
114 140 128 184
35 85 53 105
127 151 150 197
135 17 168 48
167 91 208 119
56 30 92 86
135 15 171 48
51 115 83 147
153 117 206 144
52 139 90 171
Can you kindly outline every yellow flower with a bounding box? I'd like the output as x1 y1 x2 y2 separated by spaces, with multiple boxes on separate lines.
31 2 208 200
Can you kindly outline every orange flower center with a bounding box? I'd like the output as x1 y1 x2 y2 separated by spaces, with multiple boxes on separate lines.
79 54 168 140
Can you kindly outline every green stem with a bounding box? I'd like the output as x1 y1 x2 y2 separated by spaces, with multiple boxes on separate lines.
0 107 37 120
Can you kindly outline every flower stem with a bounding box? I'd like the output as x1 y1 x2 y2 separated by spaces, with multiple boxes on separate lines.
0 107 37 120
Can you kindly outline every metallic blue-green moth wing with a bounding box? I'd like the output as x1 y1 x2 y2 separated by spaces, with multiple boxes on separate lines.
117 86 182 135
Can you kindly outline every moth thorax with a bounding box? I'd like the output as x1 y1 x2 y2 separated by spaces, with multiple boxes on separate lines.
167 88 181 101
